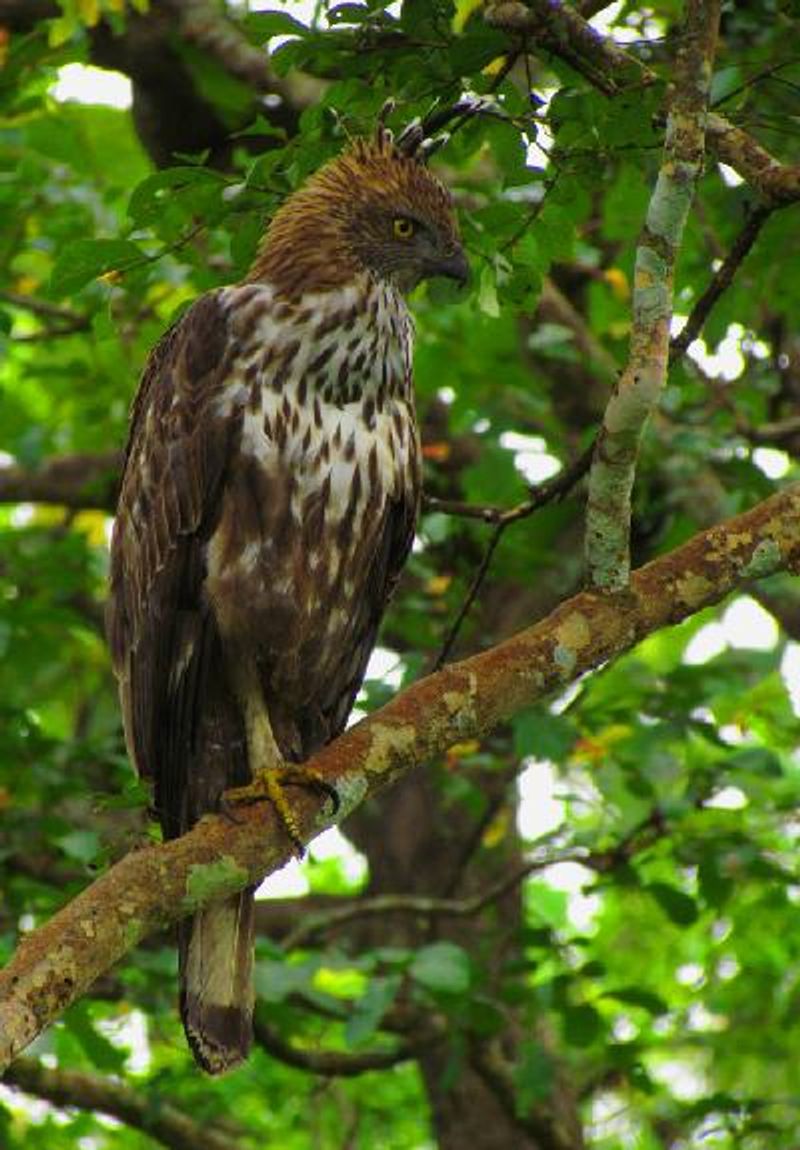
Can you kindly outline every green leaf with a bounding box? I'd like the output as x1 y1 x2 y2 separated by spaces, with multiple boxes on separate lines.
513 1040 554 1111
477 264 500 317
562 1003 602 1047
61 1003 127 1073
646 882 699 926
49 238 144 295
255 958 321 1004
345 975 401 1047
176 40 255 127
525 882 569 930
127 167 224 226
514 708 577 762
728 746 783 777
602 986 669 1015
245 10 310 38
410 942 471 996
56 829 101 865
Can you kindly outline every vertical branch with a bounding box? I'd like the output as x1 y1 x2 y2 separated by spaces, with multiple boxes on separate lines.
584 0 721 590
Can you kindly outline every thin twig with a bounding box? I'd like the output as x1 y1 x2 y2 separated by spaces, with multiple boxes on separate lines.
429 442 595 668
0 291 88 325
669 205 772 362
747 414 800 444
284 809 667 952
711 59 797 110
433 521 506 671
252 1015 436 1077
130 220 208 271
423 495 502 522
0 290 91 340
283 847 589 951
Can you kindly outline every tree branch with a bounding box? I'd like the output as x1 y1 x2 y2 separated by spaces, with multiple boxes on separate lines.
163 0 284 94
0 290 89 328
485 0 800 204
585 0 720 590
282 810 667 950
669 205 773 362
747 414 800 445
252 1013 435 1077
0 451 122 512
3 1057 239 1150
430 441 595 667
281 846 586 950
705 111 800 205
471 1038 572 1150
1 482 799 1071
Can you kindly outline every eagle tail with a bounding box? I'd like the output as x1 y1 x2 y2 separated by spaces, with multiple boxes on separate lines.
179 887 255 1074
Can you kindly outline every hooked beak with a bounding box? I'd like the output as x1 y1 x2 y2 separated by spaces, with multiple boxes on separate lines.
434 246 470 287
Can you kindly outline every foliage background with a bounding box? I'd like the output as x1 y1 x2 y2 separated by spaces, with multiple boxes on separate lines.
1 1 799 1148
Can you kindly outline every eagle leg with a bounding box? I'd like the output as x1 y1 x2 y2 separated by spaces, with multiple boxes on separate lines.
223 663 338 855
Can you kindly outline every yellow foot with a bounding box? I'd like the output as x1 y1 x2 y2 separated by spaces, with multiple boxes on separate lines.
222 766 339 856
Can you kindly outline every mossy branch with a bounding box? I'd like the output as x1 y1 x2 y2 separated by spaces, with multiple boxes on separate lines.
1 482 799 1072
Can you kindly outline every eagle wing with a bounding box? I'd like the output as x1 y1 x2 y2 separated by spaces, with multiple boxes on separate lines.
321 466 419 747
107 289 244 839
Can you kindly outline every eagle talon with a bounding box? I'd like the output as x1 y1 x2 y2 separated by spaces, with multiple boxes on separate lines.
222 765 337 858
217 795 246 826
283 770 340 818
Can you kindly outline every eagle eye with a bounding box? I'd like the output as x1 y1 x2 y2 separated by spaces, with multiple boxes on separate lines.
393 217 416 240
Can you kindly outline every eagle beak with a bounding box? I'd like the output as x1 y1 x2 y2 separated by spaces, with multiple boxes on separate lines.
435 247 470 287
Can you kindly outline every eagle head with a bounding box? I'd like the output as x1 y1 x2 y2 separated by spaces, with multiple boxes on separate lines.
252 126 468 298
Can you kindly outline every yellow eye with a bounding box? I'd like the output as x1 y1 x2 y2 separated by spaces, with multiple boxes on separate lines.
393 217 416 240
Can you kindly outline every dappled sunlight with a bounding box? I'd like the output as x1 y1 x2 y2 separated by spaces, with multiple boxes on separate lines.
51 65 132 109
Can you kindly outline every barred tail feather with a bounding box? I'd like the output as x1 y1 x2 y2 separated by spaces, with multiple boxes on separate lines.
179 888 255 1074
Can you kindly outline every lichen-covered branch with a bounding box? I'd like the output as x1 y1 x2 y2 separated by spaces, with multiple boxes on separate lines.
4 1057 239 1150
585 0 720 590
705 112 800 206
1 481 799 1071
